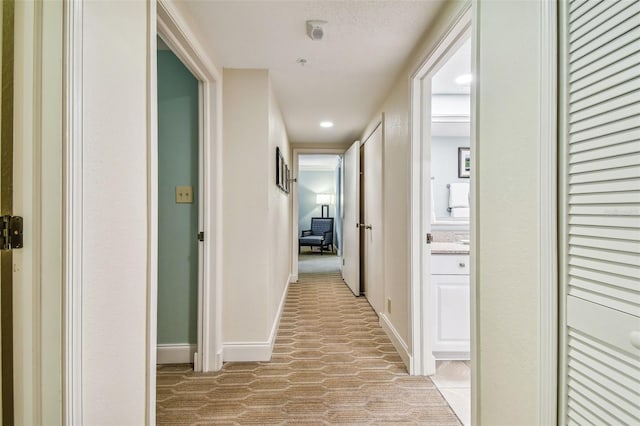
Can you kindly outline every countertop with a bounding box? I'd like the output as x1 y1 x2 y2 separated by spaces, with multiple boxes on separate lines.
431 241 470 254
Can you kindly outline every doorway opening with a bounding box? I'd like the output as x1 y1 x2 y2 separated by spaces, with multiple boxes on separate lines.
156 37 201 367
149 4 224 418
291 148 345 281
296 154 342 275
410 7 472 425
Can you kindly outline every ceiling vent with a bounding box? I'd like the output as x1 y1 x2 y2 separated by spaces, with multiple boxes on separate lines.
306 20 327 41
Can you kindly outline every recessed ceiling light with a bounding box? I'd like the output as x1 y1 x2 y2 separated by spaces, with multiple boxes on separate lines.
455 74 473 85
320 121 334 128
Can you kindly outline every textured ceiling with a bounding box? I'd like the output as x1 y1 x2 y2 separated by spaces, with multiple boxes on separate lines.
179 0 446 145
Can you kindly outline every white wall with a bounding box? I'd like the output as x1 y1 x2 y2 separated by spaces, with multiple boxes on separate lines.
431 136 470 219
81 1 149 423
223 69 270 342
361 0 468 351
267 80 292 330
297 169 337 236
223 69 291 355
473 1 543 424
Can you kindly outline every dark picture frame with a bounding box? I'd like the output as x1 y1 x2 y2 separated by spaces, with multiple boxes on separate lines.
458 147 470 178
276 147 282 188
284 164 290 194
275 147 290 194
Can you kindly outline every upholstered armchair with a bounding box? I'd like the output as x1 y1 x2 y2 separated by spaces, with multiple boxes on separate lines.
299 217 334 255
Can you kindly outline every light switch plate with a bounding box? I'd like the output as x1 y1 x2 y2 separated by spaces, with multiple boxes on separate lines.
176 186 193 203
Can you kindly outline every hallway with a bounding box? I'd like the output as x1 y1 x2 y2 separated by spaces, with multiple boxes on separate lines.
156 271 461 424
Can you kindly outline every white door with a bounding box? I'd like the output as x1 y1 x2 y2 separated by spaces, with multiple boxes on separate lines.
559 1 640 423
342 141 360 296
363 124 384 314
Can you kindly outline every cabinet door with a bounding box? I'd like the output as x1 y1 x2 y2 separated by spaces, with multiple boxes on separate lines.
432 274 470 358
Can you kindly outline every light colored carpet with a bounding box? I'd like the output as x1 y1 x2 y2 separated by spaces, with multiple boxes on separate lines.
157 272 461 425
298 252 341 274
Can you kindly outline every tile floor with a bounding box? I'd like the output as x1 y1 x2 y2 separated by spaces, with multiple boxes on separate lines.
431 361 471 425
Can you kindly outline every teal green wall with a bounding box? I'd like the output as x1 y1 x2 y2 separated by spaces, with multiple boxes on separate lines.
157 50 199 345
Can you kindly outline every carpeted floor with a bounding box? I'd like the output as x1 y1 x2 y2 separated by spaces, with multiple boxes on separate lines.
298 251 341 274
157 271 461 425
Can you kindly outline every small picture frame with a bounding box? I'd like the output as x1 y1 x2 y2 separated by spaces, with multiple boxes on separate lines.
458 147 470 178
275 147 290 194
280 156 286 190
285 166 290 193
276 147 282 188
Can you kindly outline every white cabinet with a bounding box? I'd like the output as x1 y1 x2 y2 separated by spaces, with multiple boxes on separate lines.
432 254 470 359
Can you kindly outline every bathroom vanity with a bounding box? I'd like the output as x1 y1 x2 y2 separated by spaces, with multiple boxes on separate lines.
431 241 470 360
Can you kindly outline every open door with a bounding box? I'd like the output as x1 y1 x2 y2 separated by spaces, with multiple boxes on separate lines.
362 124 384 314
342 141 360 296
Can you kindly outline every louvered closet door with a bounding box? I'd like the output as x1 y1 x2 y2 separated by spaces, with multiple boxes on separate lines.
560 1 640 425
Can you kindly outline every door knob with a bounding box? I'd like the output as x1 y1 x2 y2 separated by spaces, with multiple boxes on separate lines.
365 225 372 230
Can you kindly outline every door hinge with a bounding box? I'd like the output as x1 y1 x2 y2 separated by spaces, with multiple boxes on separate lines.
197 231 204 242
1 216 23 250
426 233 433 244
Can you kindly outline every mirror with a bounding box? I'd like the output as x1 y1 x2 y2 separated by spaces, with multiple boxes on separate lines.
430 37 471 227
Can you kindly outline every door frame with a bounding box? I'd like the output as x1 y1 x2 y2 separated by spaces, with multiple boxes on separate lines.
151 0 224 420
291 147 346 282
11 0 65 423
154 0 224 374
538 1 558 424
409 5 471 377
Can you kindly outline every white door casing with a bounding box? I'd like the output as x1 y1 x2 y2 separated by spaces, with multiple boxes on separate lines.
13 0 64 423
342 141 360 296
363 123 384 315
410 6 471 376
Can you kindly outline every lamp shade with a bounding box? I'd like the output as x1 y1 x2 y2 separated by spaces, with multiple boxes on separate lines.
316 193 334 205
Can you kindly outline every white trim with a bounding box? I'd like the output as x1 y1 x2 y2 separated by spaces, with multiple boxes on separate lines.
155 0 224 376
409 4 471 377
470 2 480 424
145 1 158 424
557 1 571 423
379 313 411 370
539 1 558 424
156 344 197 365
291 147 346 282
63 0 84 423
223 277 291 362
433 352 471 361
222 343 275 363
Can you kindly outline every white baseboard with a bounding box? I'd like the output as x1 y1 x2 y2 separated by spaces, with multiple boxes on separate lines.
223 276 291 362
214 350 223 370
433 351 471 361
290 273 298 283
379 313 411 371
222 342 274 362
157 344 197 364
